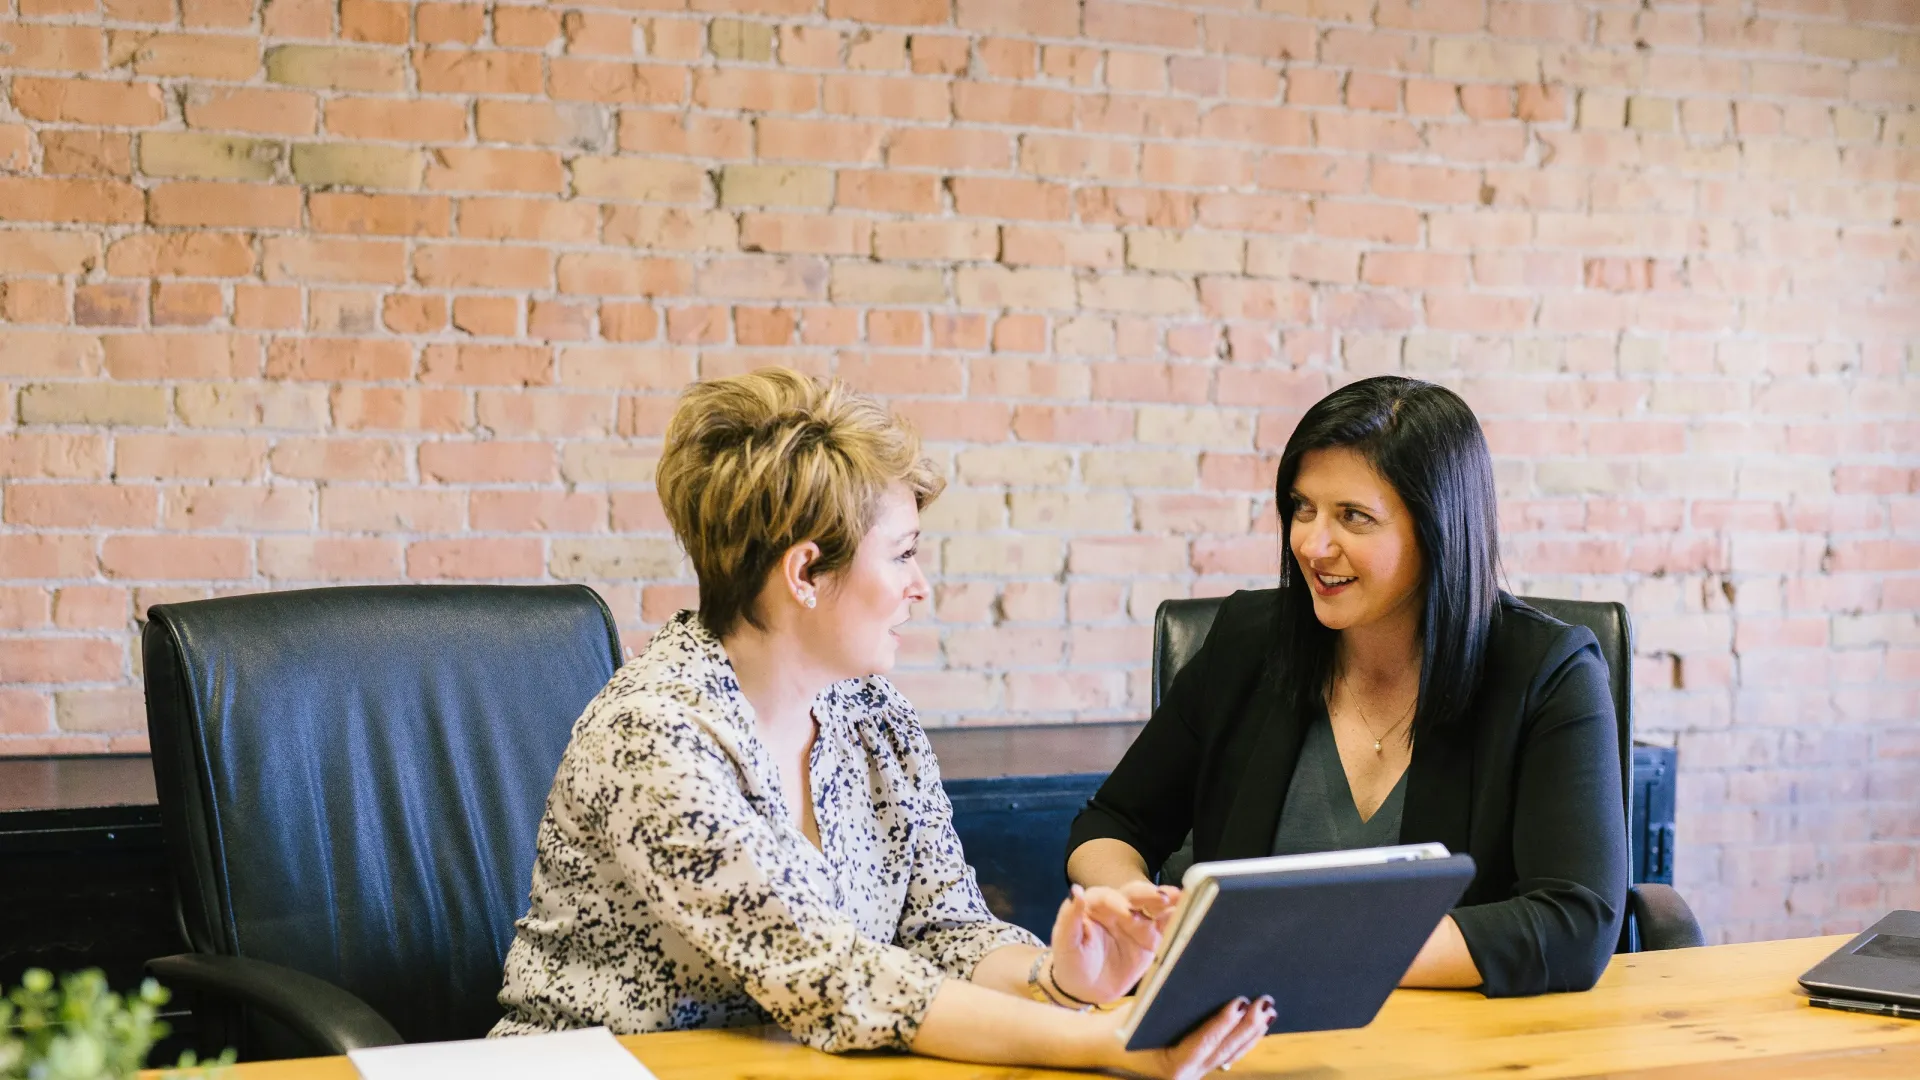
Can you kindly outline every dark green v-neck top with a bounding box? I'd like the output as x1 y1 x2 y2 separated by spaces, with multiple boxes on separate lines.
1270 707 1407 856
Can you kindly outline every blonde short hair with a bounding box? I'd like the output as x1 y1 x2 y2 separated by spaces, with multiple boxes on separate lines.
656 368 944 638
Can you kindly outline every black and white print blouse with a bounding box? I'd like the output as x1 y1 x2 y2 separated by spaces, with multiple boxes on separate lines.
491 610 1040 1051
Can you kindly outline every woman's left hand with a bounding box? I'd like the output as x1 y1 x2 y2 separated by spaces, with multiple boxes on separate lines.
1048 882 1181 1005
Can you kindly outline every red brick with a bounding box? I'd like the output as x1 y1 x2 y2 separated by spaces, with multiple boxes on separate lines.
225 286 294 331
324 97 468 142
458 197 598 243
150 282 223 326
693 69 818 113
955 0 1078 36
910 34 969 75
471 491 606 532
320 488 465 532
333 386 469 433
1316 201 1423 244
419 3 485 44
262 236 408 285
0 639 122 683
450 295 518 336
838 352 963 396
952 82 1075 129
561 10 637 55
524 299 591 342
493 6 560 47
259 538 404 581
148 182 301 228
887 128 1013 171
823 74 950 121
1203 13 1314 61
419 441 556 484
951 177 1072 221
74 282 144 326
421 343 551 386
1257 154 1368 196
414 243 553 290
266 337 412 381
548 59 685 105
4 484 157 528
165 486 315 531
1084 1 1199 47
104 333 261 379
311 193 452 237
558 252 691 296
269 438 407 482
616 112 750 158
477 390 613 437
0 24 104 71
414 48 545 95
48 586 125 631
425 148 565 194
976 37 1035 79
259 0 327 35
106 231 256 277
0 281 68 324
835 170 941 214
408 538 544 579
101 535 250 580
564 298 648 344
0 178 143 224
0 330 104 378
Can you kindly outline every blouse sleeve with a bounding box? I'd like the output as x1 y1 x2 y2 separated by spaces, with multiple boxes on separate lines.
561 705 947 1053
887 711 1044 974
1450 632 1629 996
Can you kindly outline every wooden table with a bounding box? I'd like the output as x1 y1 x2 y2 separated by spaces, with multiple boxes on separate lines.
146 935 1920 1079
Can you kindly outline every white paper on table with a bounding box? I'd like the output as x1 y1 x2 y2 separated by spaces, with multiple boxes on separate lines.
347 1026 657 1080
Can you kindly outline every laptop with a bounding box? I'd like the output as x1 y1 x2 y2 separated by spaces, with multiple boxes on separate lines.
1798 910 1920 1020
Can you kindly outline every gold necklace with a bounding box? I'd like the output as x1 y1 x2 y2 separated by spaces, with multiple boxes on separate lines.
1345 677 1414 754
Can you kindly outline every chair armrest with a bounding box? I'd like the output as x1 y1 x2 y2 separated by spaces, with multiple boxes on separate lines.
1628 883 1706 951
147 953 404 1055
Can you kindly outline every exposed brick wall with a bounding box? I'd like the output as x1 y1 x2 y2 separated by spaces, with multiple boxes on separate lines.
0 0 1915 941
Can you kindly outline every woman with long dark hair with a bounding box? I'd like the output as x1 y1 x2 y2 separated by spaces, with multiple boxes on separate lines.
1066 376 1628 996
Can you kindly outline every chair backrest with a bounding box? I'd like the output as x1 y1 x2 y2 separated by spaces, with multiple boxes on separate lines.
1151 594 1633 821
144 585 620 1044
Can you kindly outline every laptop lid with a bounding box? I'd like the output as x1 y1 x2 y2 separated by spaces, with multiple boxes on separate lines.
1799 910 1920 1007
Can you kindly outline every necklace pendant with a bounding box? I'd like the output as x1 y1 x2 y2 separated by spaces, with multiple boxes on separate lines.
1373 738 1382 753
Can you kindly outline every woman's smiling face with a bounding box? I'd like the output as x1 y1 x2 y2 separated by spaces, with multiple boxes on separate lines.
1287 446 1426 633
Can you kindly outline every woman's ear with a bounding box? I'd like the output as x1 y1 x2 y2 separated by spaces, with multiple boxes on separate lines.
780 541 823 607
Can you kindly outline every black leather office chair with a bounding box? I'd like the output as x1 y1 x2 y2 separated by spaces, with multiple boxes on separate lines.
1152 595 1705 953
142 585 621 1059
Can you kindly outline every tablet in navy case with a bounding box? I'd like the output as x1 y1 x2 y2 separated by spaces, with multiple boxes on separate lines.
1123 853 1477 1051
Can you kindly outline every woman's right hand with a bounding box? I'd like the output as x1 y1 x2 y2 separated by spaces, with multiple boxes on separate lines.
1103 995 1275 1079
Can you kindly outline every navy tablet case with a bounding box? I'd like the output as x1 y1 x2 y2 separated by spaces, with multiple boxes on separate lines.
1124 853 1478 1051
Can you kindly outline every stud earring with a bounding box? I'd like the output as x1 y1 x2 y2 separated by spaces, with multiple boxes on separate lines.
800 593 816 609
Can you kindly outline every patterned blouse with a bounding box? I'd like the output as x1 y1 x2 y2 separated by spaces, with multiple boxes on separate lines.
491 610 1039 1052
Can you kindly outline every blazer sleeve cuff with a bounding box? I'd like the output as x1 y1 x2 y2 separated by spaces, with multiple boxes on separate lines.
1448 902 1531 998
1065 804 1164 873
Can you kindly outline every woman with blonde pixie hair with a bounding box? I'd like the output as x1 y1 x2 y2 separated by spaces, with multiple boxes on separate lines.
494 368 1269 1076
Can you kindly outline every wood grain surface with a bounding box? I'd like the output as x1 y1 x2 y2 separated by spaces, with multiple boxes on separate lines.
144 935 1920 1080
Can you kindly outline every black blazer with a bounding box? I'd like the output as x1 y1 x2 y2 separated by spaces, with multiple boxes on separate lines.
1067 590 1628 997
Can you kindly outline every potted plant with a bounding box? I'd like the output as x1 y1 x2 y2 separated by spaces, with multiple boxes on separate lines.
0 969 234 1079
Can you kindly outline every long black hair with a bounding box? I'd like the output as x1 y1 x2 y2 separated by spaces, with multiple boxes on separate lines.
1271 376 1501 740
